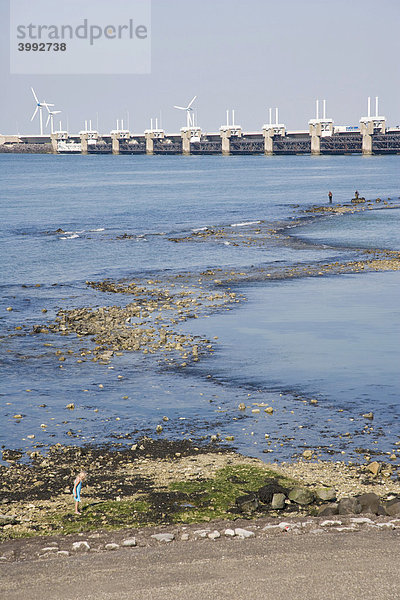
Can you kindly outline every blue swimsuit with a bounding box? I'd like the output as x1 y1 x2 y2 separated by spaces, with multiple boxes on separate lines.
73 481 82 501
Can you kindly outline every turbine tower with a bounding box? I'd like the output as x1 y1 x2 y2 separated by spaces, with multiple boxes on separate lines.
46 105 61 134
173 95 197 128
30 87 54 135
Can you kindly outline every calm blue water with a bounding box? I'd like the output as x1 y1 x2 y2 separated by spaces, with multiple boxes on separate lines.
1 153 399 462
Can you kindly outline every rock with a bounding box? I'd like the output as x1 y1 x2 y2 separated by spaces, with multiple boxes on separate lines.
350 517 374 525
193 529 211 538
338 497 362 515
362 412 374 420
256 479 288 504
122 538 137 547
234 528 255 539
224 529 235 537
72 541 90 552
238 403 246 411
208 530 221 540
156 425 163 433
151 533 174 543
6 307 13 311
385 498 400 516
41 546 58 554
318 504 339 516
0 515 17 526
271 493 286 510
105 543 119 551
264 407 274 414
66 403 75 410
180 533 190 541
57 551 70 557
366 461 381 476
235 494 259 513
288 487 314 505
315 487 337 502
302 450 313 459
257 482 288 504
2 449 23 462
357 492 382 515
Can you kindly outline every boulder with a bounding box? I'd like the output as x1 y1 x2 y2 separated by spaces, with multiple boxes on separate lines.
288 487 314 505
235 494 259 513
318 503 339 516
357 492 382 515
385 498 400 516
338 497 362 515
257 481 288 504
271 493 286 510
315 487 336 502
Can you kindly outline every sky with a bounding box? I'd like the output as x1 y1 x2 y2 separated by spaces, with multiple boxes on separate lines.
1 0 400 135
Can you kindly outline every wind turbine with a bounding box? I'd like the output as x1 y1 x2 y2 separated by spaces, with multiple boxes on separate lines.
30 87 54 135
173 95 197 128
46 105 61 134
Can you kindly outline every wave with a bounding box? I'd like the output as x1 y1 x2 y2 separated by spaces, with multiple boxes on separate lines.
230 221 261 227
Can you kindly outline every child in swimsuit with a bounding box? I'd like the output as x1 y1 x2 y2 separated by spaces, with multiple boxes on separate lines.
73 471 87 514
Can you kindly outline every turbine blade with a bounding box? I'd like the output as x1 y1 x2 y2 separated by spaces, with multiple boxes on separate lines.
46 114 51 127
173 106 186 110
53 111 61 115
31 87 38 103
187 96 197 109
31 107 38 121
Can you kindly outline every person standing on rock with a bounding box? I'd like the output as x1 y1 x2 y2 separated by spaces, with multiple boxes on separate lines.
328 191 333 203
73 471 87 515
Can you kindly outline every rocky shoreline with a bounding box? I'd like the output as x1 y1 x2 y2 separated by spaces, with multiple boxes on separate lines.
1 440 399 551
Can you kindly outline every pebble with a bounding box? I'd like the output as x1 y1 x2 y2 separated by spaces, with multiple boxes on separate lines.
208 530 221 540
180 533 190 541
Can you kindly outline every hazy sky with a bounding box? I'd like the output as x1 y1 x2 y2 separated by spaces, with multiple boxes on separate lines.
1 0 399 134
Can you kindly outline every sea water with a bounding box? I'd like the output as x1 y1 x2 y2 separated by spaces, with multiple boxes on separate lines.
1 153 399 461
